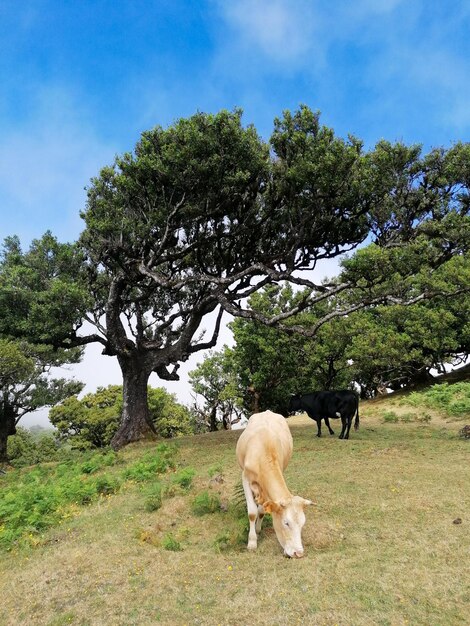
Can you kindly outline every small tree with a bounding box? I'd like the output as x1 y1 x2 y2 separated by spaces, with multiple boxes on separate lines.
189 348 244 431
0 339 83 462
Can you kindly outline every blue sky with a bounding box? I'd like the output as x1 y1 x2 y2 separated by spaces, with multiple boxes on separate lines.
1 0 469 420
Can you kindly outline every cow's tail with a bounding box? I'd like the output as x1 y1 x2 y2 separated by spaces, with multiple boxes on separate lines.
354 397 360 431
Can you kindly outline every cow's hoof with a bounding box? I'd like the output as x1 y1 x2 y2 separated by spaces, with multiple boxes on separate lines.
329 431 335 436
247 542 257 551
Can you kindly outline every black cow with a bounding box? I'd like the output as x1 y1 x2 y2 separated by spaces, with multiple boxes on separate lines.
288 390 359 439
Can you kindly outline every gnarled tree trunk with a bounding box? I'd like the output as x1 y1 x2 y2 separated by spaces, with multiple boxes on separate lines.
110 355 157 449
0 401 17 463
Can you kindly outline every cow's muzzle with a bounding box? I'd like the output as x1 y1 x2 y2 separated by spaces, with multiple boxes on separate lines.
285 550 304 559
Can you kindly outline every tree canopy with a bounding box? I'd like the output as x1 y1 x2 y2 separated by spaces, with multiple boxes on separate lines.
191 254 469 415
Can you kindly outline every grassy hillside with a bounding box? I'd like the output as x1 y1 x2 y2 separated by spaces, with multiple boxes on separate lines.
1 384 469 626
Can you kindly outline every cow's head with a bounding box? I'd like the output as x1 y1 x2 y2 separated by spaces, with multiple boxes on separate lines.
263 496 313 558
288 394 301 415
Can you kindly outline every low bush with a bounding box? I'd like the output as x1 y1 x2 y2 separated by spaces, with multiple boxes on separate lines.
122 444 177 482
161 533 182 551
143 484 163 512
172 467 196 492
80 451 118 474
192 491 221 516
7 428 66 468
0 464 121 549
406 382 470 418
382 411 399 423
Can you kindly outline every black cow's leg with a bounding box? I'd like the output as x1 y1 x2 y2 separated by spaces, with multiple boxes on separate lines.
316 418 322 437
344 416 353 439
339 414 347 439
307 411 322 436
324 417 335 435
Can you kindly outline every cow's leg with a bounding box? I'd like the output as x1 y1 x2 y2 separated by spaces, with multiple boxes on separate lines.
324 416 335 435
344 415 353 439
338 414 347 439
255 504 265 533
242 473 259 550
316 418 322 437
307 411 322 436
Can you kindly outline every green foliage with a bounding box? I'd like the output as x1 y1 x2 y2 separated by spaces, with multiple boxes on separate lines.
207 464 223 478
6 427 62 467
189 347 244 430
143 483 163 512
206 252 470 410
0 443 179 550
161 533 182 552
227 285 314 414
0 337 84 462
50 386 193 450
79 451 118 474
49 386 122 450
147 387 193 438
191 490 221 516
0 233 90 346
172 467 195 492
382 410 432 424
122 444 177 482
0 454 122 549
406 383 470 418
95 475 121 496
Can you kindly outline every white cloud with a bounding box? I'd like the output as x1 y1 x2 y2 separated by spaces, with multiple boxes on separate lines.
216 0 321 64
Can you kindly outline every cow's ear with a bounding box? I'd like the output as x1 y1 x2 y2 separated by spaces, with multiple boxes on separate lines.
262 500 282 514
293 496 315 507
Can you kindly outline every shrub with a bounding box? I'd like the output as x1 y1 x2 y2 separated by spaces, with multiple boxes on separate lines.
7 428 64 468
208 464 223 478
173 468 196 492
122 444 177 482
161 533 182 551
382 411 399 423
406 382 470 418
143 484 163 512
80 451 118 474
192 491 221 516
95 475 121 496
0 457 122 550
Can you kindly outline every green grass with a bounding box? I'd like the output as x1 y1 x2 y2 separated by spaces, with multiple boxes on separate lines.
1 385 469 625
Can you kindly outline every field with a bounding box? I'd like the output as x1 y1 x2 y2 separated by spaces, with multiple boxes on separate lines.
1 387 469 626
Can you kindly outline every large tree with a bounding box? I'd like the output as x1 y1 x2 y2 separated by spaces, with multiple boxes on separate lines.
79 107 382 448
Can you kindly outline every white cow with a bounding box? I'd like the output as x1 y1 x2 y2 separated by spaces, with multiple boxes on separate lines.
236 410 313 558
